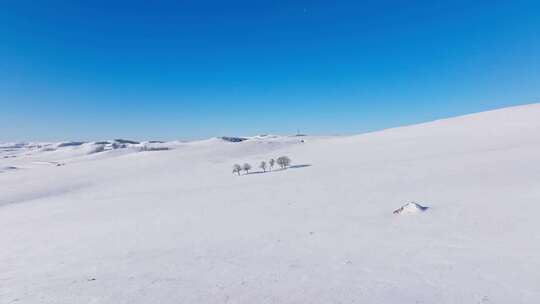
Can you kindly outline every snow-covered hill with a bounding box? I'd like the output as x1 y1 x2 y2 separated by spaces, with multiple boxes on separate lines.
2 104 540 303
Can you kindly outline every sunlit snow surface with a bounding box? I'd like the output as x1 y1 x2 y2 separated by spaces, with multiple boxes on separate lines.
2 104 540 303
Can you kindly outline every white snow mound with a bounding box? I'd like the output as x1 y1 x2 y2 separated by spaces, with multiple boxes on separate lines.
393 202 429 214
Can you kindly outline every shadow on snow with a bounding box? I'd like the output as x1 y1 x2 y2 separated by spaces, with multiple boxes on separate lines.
245 164 312 175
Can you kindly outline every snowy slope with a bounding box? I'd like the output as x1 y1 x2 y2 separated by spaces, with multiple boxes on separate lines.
1 104 540 303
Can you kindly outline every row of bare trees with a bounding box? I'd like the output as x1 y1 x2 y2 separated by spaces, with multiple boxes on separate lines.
232 156 291 175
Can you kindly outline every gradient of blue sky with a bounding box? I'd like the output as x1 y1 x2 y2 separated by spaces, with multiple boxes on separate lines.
1 0 539 141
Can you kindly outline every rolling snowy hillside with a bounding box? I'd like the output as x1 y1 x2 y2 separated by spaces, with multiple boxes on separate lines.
2 104 540 303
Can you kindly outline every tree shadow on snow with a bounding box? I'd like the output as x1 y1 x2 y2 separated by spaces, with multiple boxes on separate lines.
245 164 312 175
288 164 312 169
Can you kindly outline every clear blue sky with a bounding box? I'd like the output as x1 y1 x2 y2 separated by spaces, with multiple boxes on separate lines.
1 0 539 141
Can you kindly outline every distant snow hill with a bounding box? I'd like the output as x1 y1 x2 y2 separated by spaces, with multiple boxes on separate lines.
1 103 540 303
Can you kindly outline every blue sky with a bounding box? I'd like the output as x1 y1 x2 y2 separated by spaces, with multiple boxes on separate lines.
1 0 539 141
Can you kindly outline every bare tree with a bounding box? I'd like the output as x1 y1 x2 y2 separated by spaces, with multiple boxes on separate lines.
232 164 242 175
276 156 291 169
259 161 267 172
269 158 275 171
242 163 252 174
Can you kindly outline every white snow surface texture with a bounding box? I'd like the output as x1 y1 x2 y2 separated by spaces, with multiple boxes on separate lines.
2 104 540 303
